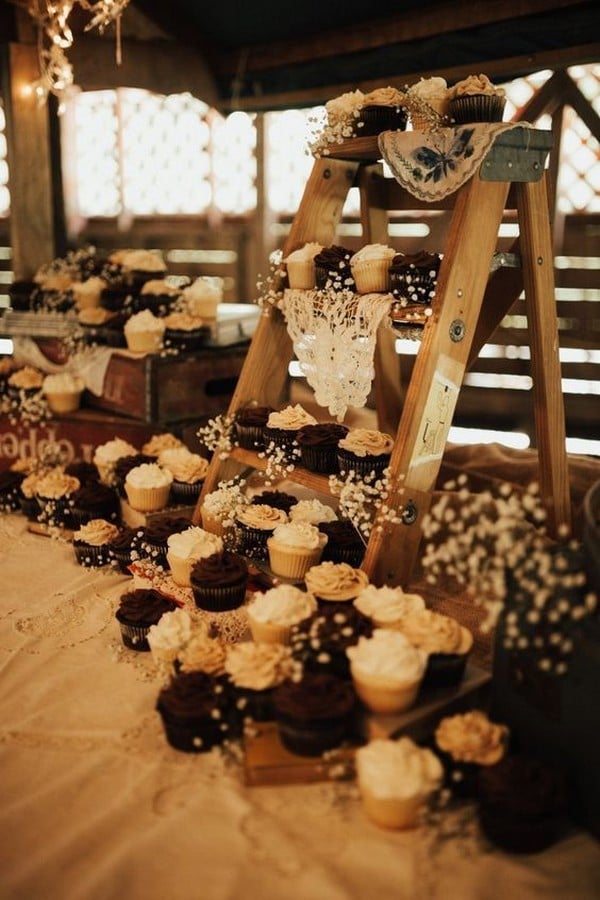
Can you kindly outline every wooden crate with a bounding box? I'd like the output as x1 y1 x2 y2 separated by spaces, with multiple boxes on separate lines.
85 345 249 424
0 409 157 471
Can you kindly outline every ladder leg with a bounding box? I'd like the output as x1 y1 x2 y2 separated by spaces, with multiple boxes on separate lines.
363 176 510 586
516 175 571 537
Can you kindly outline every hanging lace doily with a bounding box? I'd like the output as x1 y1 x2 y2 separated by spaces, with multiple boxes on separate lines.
279 289 392 420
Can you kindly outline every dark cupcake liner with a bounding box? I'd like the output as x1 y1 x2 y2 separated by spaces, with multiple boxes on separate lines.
73 542 110 568
19 495 42 522
234 687 276 722
449 95 506 124
133 294 177 317
390 271 438 305
115 618 152 652
137 540 169 570
236 523 272 561
191 579 248 612
156 706 230 753
109 546 135 575
0 489 23 512
164 328 210 352
354 105 407 137
276 714 351 757
170 480 203 503
35 496 76 529
235 424 267 451
336 450 390 479
299 444 341 475
263 427 300 461
478 804 566 855
320 543 365 568
420 651 469 692
71 504 121 527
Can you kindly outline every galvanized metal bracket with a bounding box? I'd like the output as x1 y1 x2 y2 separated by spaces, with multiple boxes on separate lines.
480 126 553 183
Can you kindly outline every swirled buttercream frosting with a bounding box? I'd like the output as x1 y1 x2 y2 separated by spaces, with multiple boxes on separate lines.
248 584 317 626
304 561 369 601
266 405 317 431
338 428 394 458
73 518 120 546
225 641 295 690
434 710 509 765
397 609 473 655
236 504 288 531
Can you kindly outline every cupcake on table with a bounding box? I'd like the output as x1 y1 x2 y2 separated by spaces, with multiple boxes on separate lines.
224 641 298 723
179 275 223 320
235 503 289 561
393 608 474 690
346 628 428 714
162 312 210 352
115 587 178 651
135 278 181 316
123 309 166 353
34 469 80 529
156 670 237 754
124 462 173 513
110 248 167 290
73 518 120 568
42 372 85 415
304 560 369 606
166 525 224 587
290 602 373 681
93 437 138 487
353 584 426 630
189 549 249 612
246 584 317 645
158 446 209 503
433 709 510 798
141 432 185 458
273 671 356 757
356 737 443 830
267 521 328 581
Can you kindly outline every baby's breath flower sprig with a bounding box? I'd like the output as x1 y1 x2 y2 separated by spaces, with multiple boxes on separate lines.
329 466 403 547
256 441 299 486
7 389 51 427
421 477 597 675
196 413 236 460
256 250 286 309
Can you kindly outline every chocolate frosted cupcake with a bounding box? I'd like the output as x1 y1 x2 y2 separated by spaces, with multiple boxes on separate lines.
234 405 274 451
274 672 355 756
73 518 120 567
296 422 349 474
71 481 121 526
0 470 25 512
190 550 249 612
290 603 373 680
250 490 298 514
107 525 139 574
337 428 394 479
478 754 568 854
389 251 441 317
64 460 100 485
156 671 237 753
138 515 191 569
354 87 407 136
314 245 355 291
318 519 365 567
115 588 178 651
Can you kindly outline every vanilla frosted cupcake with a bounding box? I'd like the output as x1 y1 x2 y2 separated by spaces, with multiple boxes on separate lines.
247 584 317 645
406 77 449 130
71 276 106 310
264 404 317 459
235 503 288 560
176 627 227 676
141 432 185 457
304 560 369 604
353 585 426 628
449 74 506 123
124 309 165 353
284 241 323 289
200 483 248 537
394 608 473 689
93 437 138 486
356 737 443 829
166 525 224 587
337 427 394 478
72 517 120 567
158 447 209 502
42 372 85 414
225 641 297 721
350 244 396 293
434 710 510 797
124 462 173 512
288 498 338 527
180 276 223 319
347 628 427 714
267 521 328 580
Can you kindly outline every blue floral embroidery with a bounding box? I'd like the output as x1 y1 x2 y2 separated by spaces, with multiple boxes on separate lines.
412 128 475 183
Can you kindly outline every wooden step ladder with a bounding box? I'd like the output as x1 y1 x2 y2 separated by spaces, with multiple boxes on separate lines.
194 127 571 587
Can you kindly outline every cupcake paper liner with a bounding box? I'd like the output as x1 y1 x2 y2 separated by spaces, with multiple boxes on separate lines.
449 95 506 124
351 667 421 714
359 786 426 830
350 261 391 294
124 482 171 513
267 541 325 581
73 542 110 568
192 579 248 613
336 450 390 479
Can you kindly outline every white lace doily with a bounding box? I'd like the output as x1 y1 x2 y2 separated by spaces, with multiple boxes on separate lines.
279 289 392 420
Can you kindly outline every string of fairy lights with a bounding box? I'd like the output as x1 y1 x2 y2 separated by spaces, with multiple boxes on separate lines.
14 0 130 109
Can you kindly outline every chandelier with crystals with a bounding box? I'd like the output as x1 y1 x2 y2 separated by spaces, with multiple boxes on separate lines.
18 0 131 105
